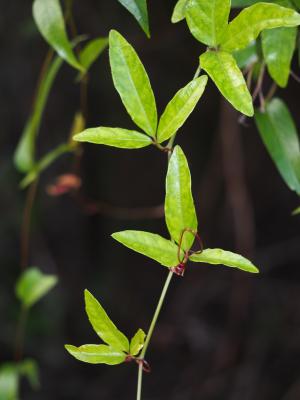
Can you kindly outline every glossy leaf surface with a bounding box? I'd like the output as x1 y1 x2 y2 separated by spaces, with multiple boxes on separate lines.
112 231 181 267
73 127 152 149
200 51 253 116
233 41 259 69
220 3 300 52
165 146 197 251
157 76 208 143
186 0 230 46
118 0 150 37
16 267 58 308
171 0 188 23
262 0 296 89
84 290 129 352
14 56 63 173
65 344 126 365
130 329 146 356
32 0 82 70
109 30 157 137
79 37 108 72
189 248 259 273
255 98 300 194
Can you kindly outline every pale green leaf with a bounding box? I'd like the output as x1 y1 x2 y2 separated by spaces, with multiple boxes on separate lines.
84 290 129 352
73 127 152 149
171 0 188 23
32 0 83 71
20 143 73 189
130 329 146 356
157 76 208 143
186 0 230 46
16 267 58 308
112 230 181 267
262 1 296 88
255 98 300 194
233 41 259 69
220 3 300 52
14 56 63 173
165 146 197 251
79 37 108 72
0 364 18 400
109 30 157 137
200 50 253 116
65 344 126 365
117 0 150 37
189 248 259 273
18 359 39 390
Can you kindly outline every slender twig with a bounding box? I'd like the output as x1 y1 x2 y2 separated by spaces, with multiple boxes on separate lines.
136 271 173 400
20 180 38 270
14 305 28 361
290 70 300 84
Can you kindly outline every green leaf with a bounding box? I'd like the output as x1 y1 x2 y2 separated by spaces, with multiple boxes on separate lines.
84 290 129 353
32 0 83 71
186 0 230 46
293 0 300 9
171 0 188 23
112 231 181 267
117 0 150 37
20 143 73 189
18 359 39 390
292 205 300 215
157 76 208 143
262 4 297 88
233 41 259 69
220 3 300 52
79 37 108 72
109 30 157 137
200 50 253 116
0 364 18 400
73 127 152 149
130 329 146 356
165 146 197 251
14 56 63 173
231 0 266 7
65 344 126 365
16 267 58 308
255 98 300 194
189 248 259 273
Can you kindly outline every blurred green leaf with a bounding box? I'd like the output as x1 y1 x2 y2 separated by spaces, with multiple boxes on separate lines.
262 1 297 87
16 267 58 308
117 0 150 37
231 0 269 7
157 76 208 143
18 359 39 390
65 344 126 365
165 146 197 251
292 205 300 215
200 50 253 116
255 98 300 194
84 290 129 352
109 30 157 137
112 231 181 267
186 0 230 46
130 329 146 356
14 56 63 173
293 0 300 9
171 0 188 23
73 127 152 149
233 41 259 69
32 0 83 70
20 143 73 189
79 37 108 72
0 364 18 400
220 3 300 52
189 249 259 273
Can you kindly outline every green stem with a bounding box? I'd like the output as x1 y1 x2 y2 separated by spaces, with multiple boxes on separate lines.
136 270 173 400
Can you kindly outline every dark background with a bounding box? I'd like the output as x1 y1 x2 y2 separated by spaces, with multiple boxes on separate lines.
1 1 300 399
